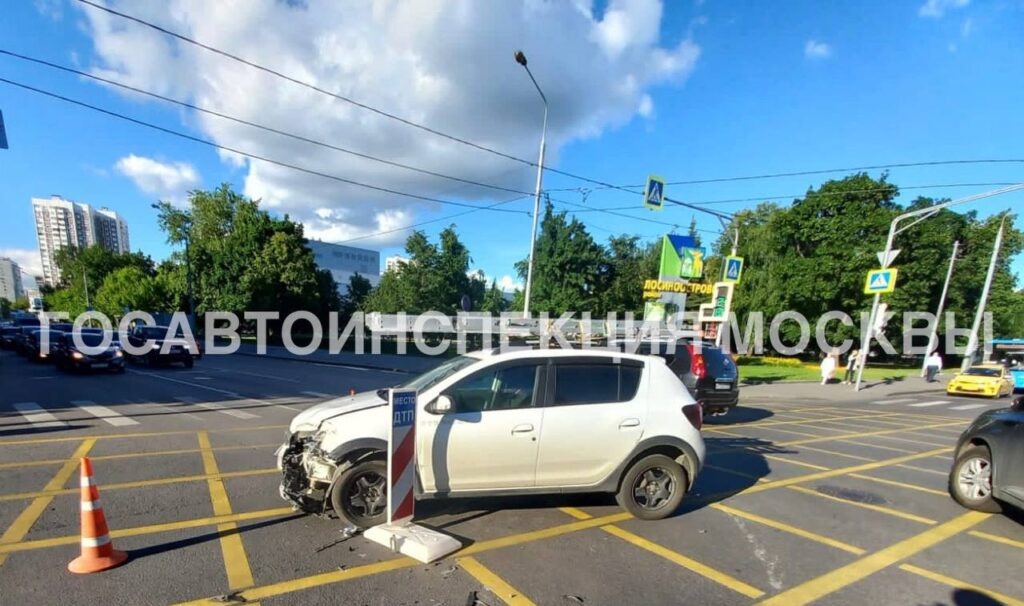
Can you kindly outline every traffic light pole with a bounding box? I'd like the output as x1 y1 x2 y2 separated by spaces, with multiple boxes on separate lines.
853 184 1024 391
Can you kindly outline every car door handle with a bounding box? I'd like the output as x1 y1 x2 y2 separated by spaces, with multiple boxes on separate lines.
619 418 641 429
511 424 534 434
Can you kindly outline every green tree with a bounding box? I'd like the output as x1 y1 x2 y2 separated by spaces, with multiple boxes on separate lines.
515 202 605 315
481 281 507 314
341 273 373 316
601 235 659 315
94 266 166 318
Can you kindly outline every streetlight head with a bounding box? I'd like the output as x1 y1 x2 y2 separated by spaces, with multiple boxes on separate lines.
514 50 527 67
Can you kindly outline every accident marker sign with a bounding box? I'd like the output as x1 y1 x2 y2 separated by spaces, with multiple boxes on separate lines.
864 268 897 294
643 175 666 210
723 255 744 283
387 389 417 524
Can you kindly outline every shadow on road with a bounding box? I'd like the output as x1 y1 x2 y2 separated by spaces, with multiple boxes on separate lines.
0 424 90 438
127 514 305 560
704 406 774 426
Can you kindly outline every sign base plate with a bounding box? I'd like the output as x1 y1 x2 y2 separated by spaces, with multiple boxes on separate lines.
364 522 461 563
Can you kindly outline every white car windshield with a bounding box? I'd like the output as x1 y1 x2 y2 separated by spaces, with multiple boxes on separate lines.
398 355 478 392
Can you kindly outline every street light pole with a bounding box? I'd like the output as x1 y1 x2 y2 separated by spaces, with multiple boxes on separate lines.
515 50 548 319
962 214 1007 370
854 184 1024 391
921 240 958 376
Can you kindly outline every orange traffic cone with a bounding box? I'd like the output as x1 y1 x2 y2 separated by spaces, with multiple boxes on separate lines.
68 457 128 574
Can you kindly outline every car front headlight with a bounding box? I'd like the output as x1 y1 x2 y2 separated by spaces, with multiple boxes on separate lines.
151 342 161 350
115 350 124 357
71 351 84 360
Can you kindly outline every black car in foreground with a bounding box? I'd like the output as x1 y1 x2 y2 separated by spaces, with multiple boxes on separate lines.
949 397 1024 514
0 326 20 350
53 331 126 373
615 337 739 416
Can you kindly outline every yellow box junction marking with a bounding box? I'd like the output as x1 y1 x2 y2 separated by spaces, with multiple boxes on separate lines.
757 511 989 606
457 556 536 605
0 438 95 568
899 564 1024 606
198 431 256 592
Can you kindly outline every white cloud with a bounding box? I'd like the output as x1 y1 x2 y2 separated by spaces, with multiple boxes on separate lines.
79 0 700 246
0 248 43 280
804 39 832 60
498 275 523 292
919 0 969 18
115 154 200 199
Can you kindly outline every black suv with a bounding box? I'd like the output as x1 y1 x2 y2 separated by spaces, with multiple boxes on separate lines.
616 338 739 416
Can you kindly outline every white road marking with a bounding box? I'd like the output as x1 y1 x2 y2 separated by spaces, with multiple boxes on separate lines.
150 403 204 422
207 366 301 383
70 400 139 427
312 362 370 372
174 396 258 419
870 398 916 405
301 391 334 399
12 402 67 428
909 400 952 407
128 369 240 397
949 403 988 411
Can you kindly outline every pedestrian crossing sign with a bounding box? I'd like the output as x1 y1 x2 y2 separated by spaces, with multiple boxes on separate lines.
864 268 897 294
643 175 665 210
723 255 744 283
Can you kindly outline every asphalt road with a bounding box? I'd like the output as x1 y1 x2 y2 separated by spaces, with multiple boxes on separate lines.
1 348 1022 606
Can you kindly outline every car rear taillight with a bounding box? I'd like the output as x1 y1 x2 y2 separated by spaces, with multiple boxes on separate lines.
687 344 707 380
683 403 703 430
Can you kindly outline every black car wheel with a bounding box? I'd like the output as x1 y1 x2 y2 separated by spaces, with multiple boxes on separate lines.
330 457 388 529
949 444 1002 513
616 454 688 520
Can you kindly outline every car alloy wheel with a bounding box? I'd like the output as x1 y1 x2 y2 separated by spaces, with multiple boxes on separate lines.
956 456 992 500
632 466 676 510
348 471 387 518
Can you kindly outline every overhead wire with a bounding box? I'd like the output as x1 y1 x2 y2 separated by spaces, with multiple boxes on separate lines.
0 77 529 215
0 49 535 199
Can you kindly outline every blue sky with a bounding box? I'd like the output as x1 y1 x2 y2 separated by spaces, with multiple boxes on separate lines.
1 0 1022 292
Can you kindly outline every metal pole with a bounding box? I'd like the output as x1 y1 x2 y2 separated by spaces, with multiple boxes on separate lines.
962 215 1006 370
853 184 1024 391
185 234 196 324
921 240 958 376
83 272 91 311
517 51 548 319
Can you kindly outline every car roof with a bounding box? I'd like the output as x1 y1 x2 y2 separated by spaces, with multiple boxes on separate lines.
969 364 1004 369
480 347 653 364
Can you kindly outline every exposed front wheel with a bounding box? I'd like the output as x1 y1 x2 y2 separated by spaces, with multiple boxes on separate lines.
616 454 688 520
949 445 1001 513
330 457 388 529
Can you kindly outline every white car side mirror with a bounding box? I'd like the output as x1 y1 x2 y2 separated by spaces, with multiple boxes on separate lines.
431 395 453 414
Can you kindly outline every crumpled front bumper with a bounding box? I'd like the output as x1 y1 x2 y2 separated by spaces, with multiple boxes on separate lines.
277 432 340 515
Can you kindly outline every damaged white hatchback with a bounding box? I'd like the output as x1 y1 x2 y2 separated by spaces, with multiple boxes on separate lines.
277 347 706 528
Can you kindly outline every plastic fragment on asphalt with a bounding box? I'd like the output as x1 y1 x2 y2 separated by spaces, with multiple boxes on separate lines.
314 526 362 552
212 592 247 603
465 590 492 606
563 595 585 604
441 565 459 579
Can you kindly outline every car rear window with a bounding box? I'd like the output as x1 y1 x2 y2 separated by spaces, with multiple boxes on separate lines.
552 362 642 405
702 347 737 379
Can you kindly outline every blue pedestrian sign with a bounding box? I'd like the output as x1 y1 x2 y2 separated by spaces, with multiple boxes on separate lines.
864 268 897 294
643 175 665 211
723 256 744 283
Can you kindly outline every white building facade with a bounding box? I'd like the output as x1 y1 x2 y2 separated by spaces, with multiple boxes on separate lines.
32 196 130 286
0 258 24 303
307 241 380 293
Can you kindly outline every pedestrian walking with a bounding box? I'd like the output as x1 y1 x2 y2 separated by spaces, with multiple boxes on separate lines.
820 352 837 385
925 351 943 383
843 349 860 384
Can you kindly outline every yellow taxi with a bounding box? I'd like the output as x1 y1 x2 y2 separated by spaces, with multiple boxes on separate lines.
946 364 1014 398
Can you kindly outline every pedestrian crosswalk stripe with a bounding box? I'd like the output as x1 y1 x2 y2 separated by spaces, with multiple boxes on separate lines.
949 404 987 411
909 400 951 408
301 391 333 399
70 400 139 427
870 398 915 405
12 402 67 428
175 396 259 419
